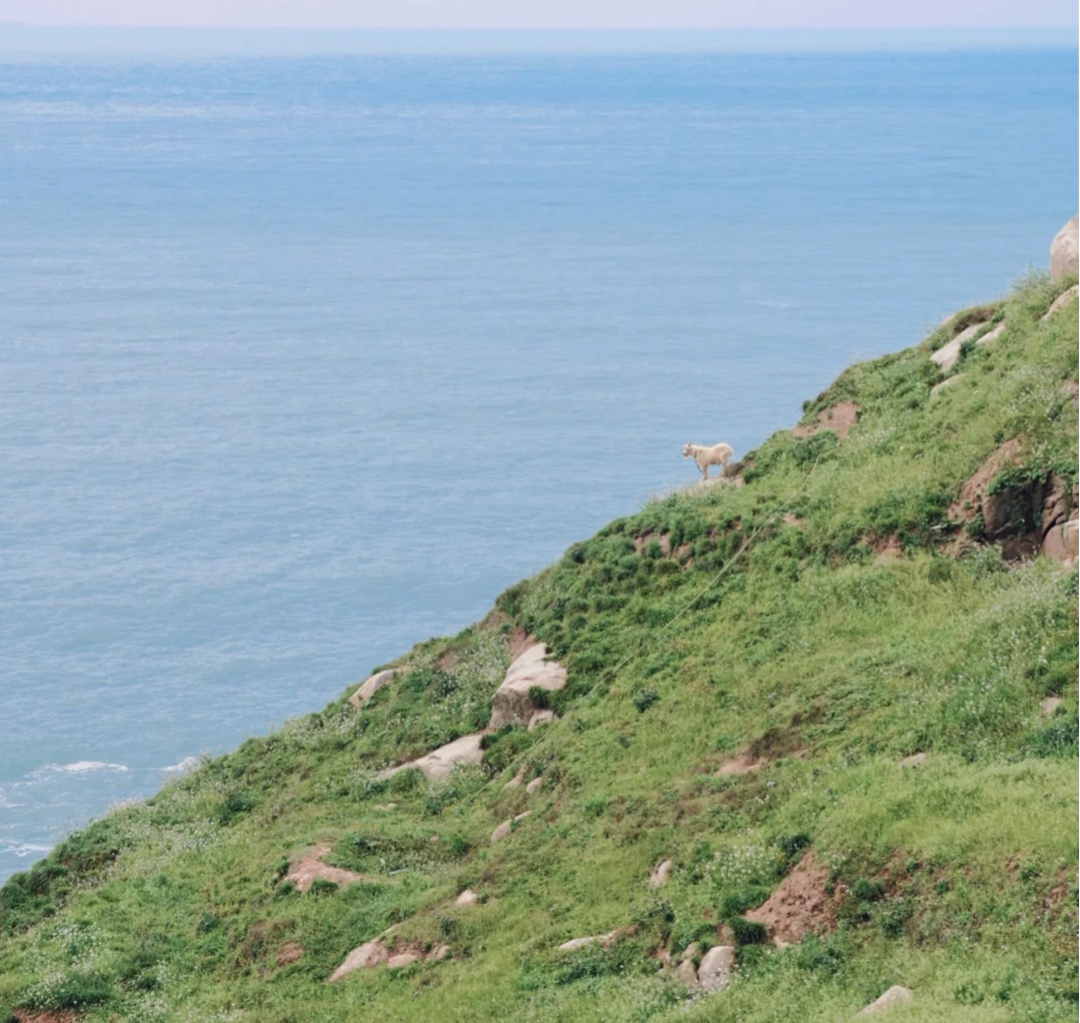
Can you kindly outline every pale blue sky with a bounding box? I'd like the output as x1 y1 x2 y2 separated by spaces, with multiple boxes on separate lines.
2 0 1076 28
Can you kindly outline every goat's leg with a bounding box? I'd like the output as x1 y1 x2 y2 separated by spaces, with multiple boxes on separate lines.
701 464 709 480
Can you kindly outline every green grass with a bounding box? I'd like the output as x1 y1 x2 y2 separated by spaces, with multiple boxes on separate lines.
1 271 1076 1023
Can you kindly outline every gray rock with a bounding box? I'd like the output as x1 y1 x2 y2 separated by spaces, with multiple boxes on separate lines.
931 322 986 374
675 958 699 988
558 931 616 952
390 732 485 781
856 985 914 1015
491 811 530 844
697 945 735 993
649 859 674 887
455 888 479 907
526 775 545 795
386 952 421 968
898 752 928 768
976 321 1006 346
527 709 557 731
328 939 389 981
1040 696 1063 717
489 644 567 729
349 668 405 708
1043 284 1079 320
1050 215 1079 281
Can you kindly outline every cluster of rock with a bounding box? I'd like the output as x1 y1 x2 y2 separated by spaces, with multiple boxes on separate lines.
356 640 566 781
328 935 451 982
665 943 736 993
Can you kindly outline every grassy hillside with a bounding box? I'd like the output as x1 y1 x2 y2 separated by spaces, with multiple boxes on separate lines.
1 270 1077 1023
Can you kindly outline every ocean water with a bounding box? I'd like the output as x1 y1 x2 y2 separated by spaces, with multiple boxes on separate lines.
1 45 1076 881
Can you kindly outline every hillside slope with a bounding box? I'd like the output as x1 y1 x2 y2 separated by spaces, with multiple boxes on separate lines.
1 270 1077 1023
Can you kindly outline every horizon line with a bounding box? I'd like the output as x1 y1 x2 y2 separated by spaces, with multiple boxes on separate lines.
1 25 1076 56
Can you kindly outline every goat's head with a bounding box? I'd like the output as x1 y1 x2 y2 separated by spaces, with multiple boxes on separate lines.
682 443 693 457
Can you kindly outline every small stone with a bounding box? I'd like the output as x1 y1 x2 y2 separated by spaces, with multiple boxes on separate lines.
649 859 673 888
503 768 526 790
491 811 530 844
1040 696 1063 717
526 776 544 795
856 985 914 1015
455 888 478 907
558 935 605 952
697 945 735 992
898 752 928 768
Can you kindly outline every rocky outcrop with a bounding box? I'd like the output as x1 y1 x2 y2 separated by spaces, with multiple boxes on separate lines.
1042 284 1078 321
328 938 390 980
526 775 545 795
557 931 617 952
349 668 406 708
489 644 567 730
931 321 989 374
286 843 374 893
491 811 530 844
856 985 914 1015
400 733 485 781
649 859 673 887
1050 215 1079 281
455 888 479 907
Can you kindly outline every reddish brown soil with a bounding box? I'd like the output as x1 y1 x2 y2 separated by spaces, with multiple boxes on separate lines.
277 941 305 966
12 1012 80 1023
507 626 537 660
793 401 861 440
745 852 835 946
948 438 1024 524
634 531 672 555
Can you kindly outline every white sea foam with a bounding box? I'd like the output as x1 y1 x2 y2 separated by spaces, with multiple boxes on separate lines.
162 755 199 774
51 761 130 774
0 839 53 857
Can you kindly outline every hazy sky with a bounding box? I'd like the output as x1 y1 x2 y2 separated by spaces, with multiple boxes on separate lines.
2 1 1077 28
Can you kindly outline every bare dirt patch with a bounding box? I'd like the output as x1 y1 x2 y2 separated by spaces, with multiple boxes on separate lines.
286 842 376 893
277 941 305 966
13 1012 80 1023
793 401 860 440
745 851 835 946
634 531 672 555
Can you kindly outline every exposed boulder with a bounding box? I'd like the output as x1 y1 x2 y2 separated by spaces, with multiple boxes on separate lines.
674 958 698 987
1042 284 1078 321
491 811 530 844
381 732 485 782
349 668 406 708
930 374 964 399
898 752 928 768
455 888 479 907
855 985 914 1015
328 938 390 981
558 931 617 952
1050 215 1079 281
387 951 420 968
526 775 545 795
1042 519 1079 567
489 644 567 730
527 709 556 730
649 859 673 887
697 945 735 992
976 320 1006 346
286 842 373 893
931 321 987 374
1040 696 1063 717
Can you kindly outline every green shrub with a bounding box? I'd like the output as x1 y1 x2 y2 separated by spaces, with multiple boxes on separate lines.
730 917 768 945
631 688 660 713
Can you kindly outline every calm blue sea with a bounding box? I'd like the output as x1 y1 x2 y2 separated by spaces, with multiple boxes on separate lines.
1 44 1076 881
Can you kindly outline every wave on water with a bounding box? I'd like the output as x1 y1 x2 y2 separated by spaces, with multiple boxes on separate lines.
46 761 130 774
0 839 53 858
162 756 199 774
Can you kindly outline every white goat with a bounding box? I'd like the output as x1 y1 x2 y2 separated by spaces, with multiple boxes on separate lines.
683 441 734 480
